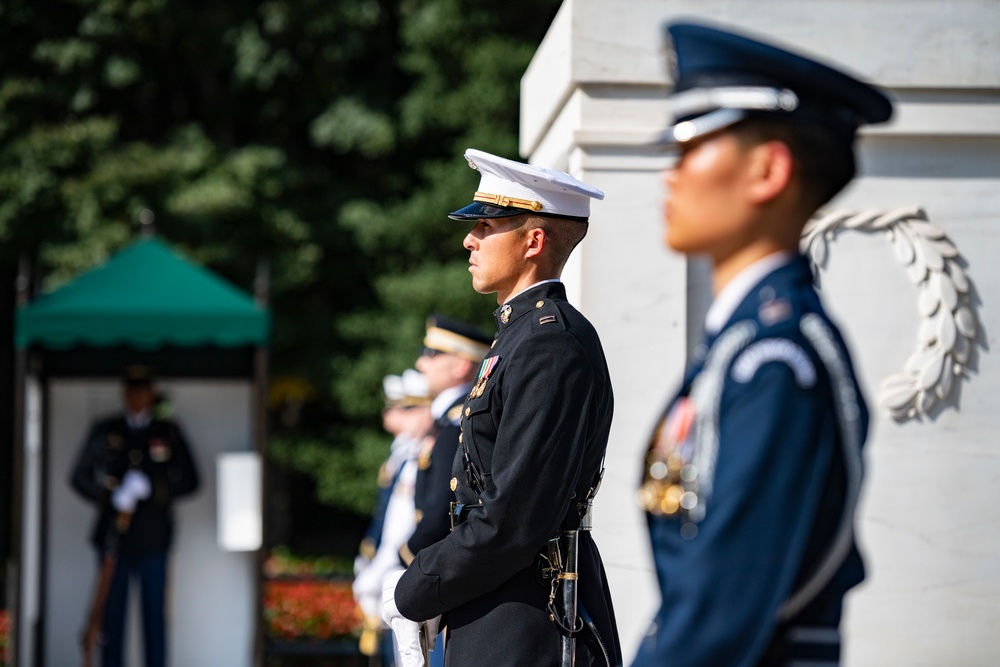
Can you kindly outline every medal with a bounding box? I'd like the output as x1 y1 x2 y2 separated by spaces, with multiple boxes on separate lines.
469 356 500 399
636 397 700 520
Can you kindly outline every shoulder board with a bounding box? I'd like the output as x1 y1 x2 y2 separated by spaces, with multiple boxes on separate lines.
530 298 567 331
446 403 464 423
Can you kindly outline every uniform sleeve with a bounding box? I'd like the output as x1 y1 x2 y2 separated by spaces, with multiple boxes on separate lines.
642 355 836 666
162 422 200 500
70 422 108 503
404 424 460 559
395 330 594 621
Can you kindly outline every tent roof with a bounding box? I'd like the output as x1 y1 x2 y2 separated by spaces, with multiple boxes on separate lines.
16 237 269 350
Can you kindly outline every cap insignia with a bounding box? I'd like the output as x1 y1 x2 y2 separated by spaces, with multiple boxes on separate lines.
473 191 543 212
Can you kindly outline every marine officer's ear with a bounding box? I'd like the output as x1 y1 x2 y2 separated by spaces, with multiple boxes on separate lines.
523 226 546 260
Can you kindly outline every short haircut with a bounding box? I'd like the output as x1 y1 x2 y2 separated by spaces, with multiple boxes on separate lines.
517 214 589 272
730 117 857 212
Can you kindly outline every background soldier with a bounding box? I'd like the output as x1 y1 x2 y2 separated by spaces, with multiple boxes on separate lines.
355 370 433 666
71 365 200 667
383 149 621 667
632 22 893 666
396 315 491 667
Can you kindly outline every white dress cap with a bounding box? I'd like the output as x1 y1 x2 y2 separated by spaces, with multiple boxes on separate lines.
450 148 604 220
400 369 430 401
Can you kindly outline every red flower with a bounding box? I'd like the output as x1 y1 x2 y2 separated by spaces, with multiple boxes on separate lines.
263 580 363 640
0 609 10 667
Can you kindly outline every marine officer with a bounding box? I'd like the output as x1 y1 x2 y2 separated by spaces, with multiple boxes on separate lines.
383 149 622 667
632 21 893 666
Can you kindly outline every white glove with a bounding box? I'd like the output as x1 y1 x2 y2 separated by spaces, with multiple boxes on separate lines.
111 470 151 512
123 469 152 499
382 570 425 667
354 554 370 576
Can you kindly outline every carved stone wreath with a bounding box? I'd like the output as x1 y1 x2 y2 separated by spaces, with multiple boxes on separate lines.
800 206 977 420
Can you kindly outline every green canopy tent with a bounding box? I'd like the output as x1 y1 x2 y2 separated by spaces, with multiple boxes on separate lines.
16 236 269 374
10 236 271 667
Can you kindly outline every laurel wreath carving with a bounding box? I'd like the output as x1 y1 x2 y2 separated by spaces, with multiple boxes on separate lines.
801 206 977 420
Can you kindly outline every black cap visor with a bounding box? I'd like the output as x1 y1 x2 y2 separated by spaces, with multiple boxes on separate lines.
448 201 589 224
448 201 527 221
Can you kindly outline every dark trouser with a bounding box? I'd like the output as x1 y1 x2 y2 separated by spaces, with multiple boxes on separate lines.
100 550 168 667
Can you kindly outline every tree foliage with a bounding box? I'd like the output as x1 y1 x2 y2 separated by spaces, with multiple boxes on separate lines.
0 0 561 518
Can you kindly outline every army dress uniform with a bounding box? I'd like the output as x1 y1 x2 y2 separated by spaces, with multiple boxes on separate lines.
402 383 469 563
71 402 200 667
395 282 621 667
401 317 492 566
71 412 200 557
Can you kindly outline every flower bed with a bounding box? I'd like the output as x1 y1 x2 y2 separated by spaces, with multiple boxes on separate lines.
263 579 362 642
0 609 10 667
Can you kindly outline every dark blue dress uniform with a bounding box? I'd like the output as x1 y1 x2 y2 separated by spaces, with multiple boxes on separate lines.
394 282 622 667
634 258 868 666
633 21 892 667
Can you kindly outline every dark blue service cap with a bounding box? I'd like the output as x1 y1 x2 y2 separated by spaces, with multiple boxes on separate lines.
660 21 893 144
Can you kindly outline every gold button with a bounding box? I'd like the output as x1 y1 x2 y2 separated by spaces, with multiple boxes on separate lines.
465 407 471 417
450 477 458 491
459 433 463 443
535 300 544 308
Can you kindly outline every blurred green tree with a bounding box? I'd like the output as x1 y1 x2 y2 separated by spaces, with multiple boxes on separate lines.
0 0 560 521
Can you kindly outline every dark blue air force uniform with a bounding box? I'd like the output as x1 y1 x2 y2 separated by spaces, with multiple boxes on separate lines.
634 258 868 666
633 20 892 666
395 282 622 667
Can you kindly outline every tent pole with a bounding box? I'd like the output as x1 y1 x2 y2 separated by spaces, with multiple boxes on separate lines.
9 256 29 667
252 259 270 667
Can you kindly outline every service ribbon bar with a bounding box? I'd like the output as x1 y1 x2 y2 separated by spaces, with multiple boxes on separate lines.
478 355 500 380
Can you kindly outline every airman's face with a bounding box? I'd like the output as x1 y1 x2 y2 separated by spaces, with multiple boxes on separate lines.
662 132 751 257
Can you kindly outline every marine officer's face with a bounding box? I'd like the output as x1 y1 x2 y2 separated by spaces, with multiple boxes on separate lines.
463 216 528 299
662 131 754 258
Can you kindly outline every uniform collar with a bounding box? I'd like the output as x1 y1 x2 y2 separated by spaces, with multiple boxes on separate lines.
125 410 152 430
713 254 815 339
494 281 567 331
431 382 471 419
705 251 795 335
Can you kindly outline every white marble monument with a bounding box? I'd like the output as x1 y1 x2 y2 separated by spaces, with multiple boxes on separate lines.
520 1 1000 664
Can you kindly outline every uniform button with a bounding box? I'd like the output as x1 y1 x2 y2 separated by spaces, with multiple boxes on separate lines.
450 477 458 491
536 300 545 308
459 433 463 443
465 407 471 417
